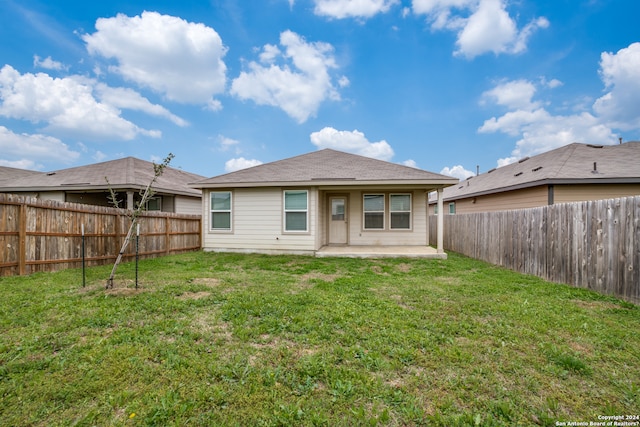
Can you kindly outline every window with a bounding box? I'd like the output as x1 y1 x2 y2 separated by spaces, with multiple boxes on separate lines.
449 202 456 215
390 194 411 229
210 191 232 230
146 197 162 211
363 194 385 229
331 198 345 221
284 190 308 231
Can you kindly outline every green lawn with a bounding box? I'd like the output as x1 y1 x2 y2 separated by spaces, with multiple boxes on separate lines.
0 251 638 426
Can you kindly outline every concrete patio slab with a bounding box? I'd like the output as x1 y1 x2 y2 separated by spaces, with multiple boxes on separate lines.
315 245 447 259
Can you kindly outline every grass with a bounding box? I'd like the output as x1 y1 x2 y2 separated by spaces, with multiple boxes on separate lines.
0 251 638 426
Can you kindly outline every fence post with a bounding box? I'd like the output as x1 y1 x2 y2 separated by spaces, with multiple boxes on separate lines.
18 202 27 276
165 216 171 255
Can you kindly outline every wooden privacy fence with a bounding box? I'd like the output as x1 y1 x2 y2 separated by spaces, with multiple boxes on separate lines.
0 193 201 277
429 195 640 304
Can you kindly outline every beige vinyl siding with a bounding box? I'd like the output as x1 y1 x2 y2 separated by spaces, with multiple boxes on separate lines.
202 187 319 254
174 195 201 216
554 183 640 203
346 190 427 246
444 186 548 214
40 191 66 202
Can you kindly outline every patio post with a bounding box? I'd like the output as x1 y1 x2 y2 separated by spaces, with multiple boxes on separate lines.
437 188 444 254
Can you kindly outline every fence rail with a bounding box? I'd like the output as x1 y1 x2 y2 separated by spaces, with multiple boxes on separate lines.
430 195 639 304
0 193 201 276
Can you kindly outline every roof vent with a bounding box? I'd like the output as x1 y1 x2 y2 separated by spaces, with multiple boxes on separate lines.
487 168 496 174
47 172 56 176
514 172 523 177
532 166 543 172
518 157 530 163
586 144 604 148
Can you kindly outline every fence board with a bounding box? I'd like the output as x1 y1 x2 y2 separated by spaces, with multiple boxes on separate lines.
430 195 640 304
0 193 201 277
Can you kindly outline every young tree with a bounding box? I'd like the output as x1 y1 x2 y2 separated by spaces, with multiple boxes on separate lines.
105 153 174 289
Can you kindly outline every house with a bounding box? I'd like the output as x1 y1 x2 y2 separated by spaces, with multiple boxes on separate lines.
0 157 205 215
430 141 640 214
191 149 458 258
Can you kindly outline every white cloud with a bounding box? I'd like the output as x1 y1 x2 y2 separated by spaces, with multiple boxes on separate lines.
218 135 240 152
338 76 350 88
403 159 418 168
33 55 67 71
481 79 539 110
83 11 227 105
93 150 108 162
231 30 342 123
0 65 160 140
0 126 80 165
0 158 39 169
313 0 399 19
440 165 474 180
593 42 640 131
94 83 188 127
412 0 548 58
310 127 394 160
541 77 563 89
480 43 640 166
225 157 263 172
479 79 618 164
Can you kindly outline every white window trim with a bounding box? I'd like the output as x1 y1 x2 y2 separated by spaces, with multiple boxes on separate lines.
390 193 412 230
210 191 232 232
283 190 309 233
363 193 385 230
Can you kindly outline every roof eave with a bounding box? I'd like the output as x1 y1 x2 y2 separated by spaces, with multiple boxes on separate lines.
1 185 201 197
193 178 459 189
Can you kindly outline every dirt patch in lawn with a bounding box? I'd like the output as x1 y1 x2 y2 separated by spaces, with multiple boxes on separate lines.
192 277 222 287
105 287 148 297
571 299 622 311
177 291 211 300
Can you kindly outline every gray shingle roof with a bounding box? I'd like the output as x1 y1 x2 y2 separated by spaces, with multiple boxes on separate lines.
193 149 457 188
441 142 640 201
0 157 205 197
0 166 42 185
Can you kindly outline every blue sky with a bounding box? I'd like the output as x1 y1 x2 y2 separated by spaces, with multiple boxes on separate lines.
1 0 639 179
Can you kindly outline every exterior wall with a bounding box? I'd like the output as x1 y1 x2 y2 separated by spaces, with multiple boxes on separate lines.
554 183 640 203
202 187 319 254
174 195 201 215
202 187 430 254
37 191 66 202
431 186 548 214
432 183 640 214
65 192 111 206
326 190 428 247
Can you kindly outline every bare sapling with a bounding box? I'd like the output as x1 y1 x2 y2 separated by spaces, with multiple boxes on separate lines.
105 153 174 289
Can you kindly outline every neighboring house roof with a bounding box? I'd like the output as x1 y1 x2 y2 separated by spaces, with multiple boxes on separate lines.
193 149 458 189
436 142 640 202
0 157 205 197
0 166 43 185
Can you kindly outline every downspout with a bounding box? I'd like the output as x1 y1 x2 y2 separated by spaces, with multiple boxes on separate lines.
437 188 444 254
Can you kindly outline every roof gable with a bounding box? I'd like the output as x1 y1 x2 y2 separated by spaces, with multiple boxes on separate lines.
441 142 640 201
194 149 457 188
